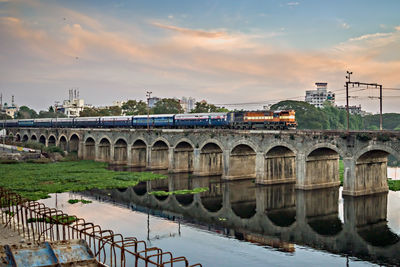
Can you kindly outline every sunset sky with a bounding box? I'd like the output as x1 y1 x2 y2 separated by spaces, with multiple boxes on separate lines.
1 0 399 112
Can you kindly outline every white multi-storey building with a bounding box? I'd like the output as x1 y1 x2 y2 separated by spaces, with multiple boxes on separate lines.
180 97 196 113
305 83 335 108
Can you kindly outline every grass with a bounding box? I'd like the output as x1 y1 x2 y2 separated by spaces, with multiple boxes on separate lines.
339 160 344 185
0 160 166 200
68 199 92 204
148 187 209 196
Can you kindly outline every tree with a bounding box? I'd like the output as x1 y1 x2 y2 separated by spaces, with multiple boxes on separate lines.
122 100 147 115
48 106 54 113
191 101 229 113
15 106 38 119
79 106 122 117
152 98 183 114
37 110 67 118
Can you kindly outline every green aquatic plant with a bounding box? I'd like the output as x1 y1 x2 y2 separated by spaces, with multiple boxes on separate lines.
68 199 92 204
148 187 209 196
0 160 166 200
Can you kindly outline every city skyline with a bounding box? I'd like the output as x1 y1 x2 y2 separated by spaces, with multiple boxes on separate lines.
0 0 400 112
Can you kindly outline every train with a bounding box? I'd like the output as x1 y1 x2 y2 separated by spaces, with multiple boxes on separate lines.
1 110 297 130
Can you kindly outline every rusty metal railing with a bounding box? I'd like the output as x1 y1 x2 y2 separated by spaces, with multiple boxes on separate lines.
0 187 202 267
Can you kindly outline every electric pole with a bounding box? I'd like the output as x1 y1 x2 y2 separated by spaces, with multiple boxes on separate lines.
146 91 152 131
344 71 383 131
345 71 352 132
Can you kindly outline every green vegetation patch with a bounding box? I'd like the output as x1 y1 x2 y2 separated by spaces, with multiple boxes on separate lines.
68 199 92 204
388 179 400 191
149 187 209 196
0 160 166 200
27 215 77 225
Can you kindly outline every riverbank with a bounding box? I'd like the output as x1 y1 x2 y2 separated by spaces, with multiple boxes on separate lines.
0 160 166 200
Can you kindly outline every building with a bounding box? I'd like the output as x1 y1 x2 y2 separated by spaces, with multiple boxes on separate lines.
0 95 18 118
305 83 335 108
337 105 369 116
148 97 161 108
55 89 87 118
180 97 196 113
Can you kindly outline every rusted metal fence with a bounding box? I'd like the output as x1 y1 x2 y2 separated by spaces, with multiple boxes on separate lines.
0 187 202 267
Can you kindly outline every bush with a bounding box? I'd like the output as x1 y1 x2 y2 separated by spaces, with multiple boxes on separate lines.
23 141 45 150
45 146 65 156
377 134 390 142
356 133 372 142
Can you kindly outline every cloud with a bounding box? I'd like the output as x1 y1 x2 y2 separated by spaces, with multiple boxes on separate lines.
348 32 392 42
151 22 227 38
287 2 299 6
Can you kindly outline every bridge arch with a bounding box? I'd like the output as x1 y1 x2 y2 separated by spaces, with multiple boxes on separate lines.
173 140 194 173
131 139 147 167
228 142 257 179
39 135 46 145
304 144 341 189
58 135 67 151
114 138 128 165
22 134 29 143
262 144 296 185
149 139 169 170
98 137 111 162
84 137 96 160
69 134 80 153
196 142 224 176
48 135 56 147
30 134 37 142
15 133 21 142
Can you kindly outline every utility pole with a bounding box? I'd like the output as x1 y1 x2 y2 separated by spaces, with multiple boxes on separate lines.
146 91 152 131
345 71 352 132
344 71 383 131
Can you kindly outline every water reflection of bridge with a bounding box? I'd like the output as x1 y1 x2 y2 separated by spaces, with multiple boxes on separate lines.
81 174 400 266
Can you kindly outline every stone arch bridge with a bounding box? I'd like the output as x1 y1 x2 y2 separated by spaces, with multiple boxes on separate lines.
10 128 400 196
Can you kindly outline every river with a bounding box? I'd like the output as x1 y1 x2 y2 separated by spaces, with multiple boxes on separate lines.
39 171 400 267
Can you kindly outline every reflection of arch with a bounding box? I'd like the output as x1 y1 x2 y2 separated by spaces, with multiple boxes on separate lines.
69 134 80 152
131 139 147 167
133 182 147 196
173 141 194 172
98 138 111 162
228 144 256 179
175 194 194 206
22 134 29 142
231 201 256 219
306 147 340 187
263 146 296 184
358 225 400 247
59 136 67 151
267 209 296 227
197 143 223 176
48 135 56 146
84 137 96 160
229 180 256 219
308 217 343 236
200 195 223 213
39 135 46 145
150 140 169 170
31 134 37 141
114 138 128 165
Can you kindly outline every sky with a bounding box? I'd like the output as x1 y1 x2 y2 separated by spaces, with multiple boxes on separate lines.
0 0 400 113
